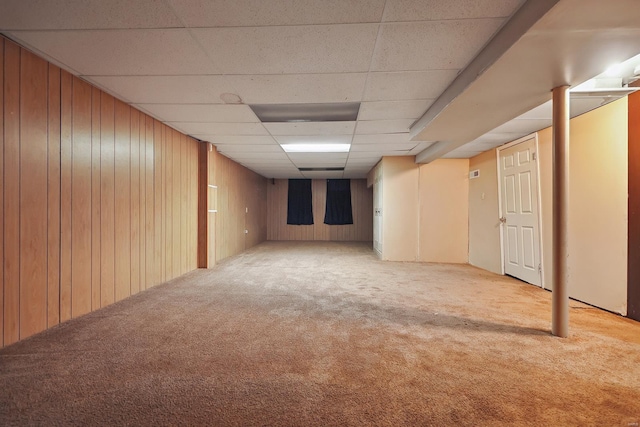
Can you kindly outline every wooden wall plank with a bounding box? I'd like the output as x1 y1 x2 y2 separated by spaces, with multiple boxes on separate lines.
47 64 61 328
100 93 115 306
3 41 21 345
90 86 101 310
59 70 73 323
19 49 49 339
198 143 208 267
70 77 92 318
114 100 131 302
0 38 4 346
146 115 155 288
139 114 147 290
189 141 197 269
181 133 188 273
154 120 164 285
130 108 141 296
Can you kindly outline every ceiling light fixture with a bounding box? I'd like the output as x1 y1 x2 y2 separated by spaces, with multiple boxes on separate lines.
281 143 350 153
250 103 360 122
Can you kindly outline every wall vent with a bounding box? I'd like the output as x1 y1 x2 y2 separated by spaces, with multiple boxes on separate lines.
470 169 480 179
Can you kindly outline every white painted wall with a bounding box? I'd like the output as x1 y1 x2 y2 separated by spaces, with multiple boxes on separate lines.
468 98 628 314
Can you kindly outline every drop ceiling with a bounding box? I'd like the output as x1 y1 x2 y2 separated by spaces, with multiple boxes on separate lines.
2 0 640 178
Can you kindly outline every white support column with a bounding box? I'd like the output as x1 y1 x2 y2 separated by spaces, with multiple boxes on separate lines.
552 85 570 338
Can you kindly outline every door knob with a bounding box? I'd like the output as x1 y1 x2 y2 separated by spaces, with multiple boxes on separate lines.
499 217 507 224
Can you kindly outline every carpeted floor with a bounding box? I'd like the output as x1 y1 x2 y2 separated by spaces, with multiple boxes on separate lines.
1 241 639 426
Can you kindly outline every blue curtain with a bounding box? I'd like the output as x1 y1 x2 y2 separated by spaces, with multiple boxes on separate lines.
324 179 353 225
287 179 314 225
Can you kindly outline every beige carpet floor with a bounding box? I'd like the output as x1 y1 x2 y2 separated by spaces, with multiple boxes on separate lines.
1 241 639 426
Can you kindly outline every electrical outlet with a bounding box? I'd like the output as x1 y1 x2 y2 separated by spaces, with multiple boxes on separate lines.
245 229 248 234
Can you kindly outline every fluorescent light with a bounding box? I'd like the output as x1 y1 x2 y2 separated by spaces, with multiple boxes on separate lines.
281 143 350 153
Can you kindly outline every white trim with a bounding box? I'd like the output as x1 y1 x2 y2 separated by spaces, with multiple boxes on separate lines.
208 210 217 213
208 184 218 189
496 132 545 287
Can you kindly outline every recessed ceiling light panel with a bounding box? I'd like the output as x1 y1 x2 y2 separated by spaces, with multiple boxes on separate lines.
250 102 360 122
281 143 350 153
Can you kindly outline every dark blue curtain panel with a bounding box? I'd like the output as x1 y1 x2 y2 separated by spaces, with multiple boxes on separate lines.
287 179 314 225
324 179 353 225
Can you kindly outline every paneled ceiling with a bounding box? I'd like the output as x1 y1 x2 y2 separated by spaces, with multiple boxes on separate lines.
2 0 640 178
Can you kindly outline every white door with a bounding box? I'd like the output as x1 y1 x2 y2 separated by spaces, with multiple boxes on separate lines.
373 166 383 257
498 136 542 286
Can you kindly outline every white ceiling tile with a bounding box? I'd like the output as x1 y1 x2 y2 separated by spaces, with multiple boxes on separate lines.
288 153 348 162
262 172 306 178
219 152 290 160
239 159 295 166
136 104 258 123
372 20 505 72
302 171 345 179
168 122 268 136
274 135 353 145
346 158 380 165
358 100 433 120
9 30 215 75
195 135 277 145
364 71 458 101
87 75 234 104
215 144 284 153
169 0 385 27
191 25 378 74
0 0 182 30
382 0 523 22
348 152 383 159
350 143 417 152
356 119 414 134
352 134 412 144
265 122 356 136
228 73 368 104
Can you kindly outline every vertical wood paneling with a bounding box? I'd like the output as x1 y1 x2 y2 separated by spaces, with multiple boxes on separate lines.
0 38 5 346
100 93 115 307
130 108 141 296
70 77 92 318
267 179 372 242
172 129 180 278
114 100 131 302
90 87 101 310
19 50 49 339
145 115 155 289
0 38 206 348
197 142 208 268
3 41 21 345
181 133 188 272
59 70 72 323
154 120 164 285
47 64 61 328
139 113 146 291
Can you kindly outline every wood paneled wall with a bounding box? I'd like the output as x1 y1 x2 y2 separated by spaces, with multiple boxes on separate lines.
209 146 268 262
0 37 199 348
267 179 373 241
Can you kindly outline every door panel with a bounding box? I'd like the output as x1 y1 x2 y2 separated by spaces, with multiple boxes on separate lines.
500 137 542 286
